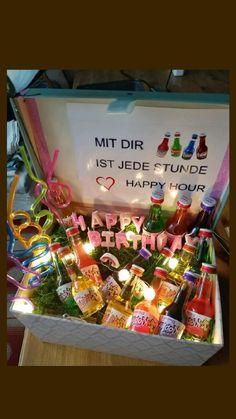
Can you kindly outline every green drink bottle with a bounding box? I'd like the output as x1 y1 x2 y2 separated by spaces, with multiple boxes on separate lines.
143 189 165 234
171 131 182 157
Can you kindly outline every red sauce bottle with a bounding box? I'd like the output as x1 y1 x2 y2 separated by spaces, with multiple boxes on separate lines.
196 133 208 160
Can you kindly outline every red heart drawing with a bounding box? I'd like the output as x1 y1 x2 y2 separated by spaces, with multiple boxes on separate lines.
96 176 115 191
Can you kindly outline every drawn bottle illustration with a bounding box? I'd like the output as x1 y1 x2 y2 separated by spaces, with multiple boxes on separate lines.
182 134 198 160
196 133 208 160
157 132 170 158
171 132 182 157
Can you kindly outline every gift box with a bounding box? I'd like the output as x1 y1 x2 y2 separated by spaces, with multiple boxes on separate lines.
9 89 229 365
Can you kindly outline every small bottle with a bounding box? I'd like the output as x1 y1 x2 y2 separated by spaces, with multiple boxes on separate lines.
188 196 216 237
196 133 208 159
191 229 213 274
120 264 147 310
57 246 104 317
157 132 171 158
182 134 198 160
123 247 152 271
101 267 144 329
171 131 182 157
182 271 200 301
150 267 168 306
143 189 165 234
184 263 216 341
158 280 189 339
168 243 197 283
49 242 73 304
66 227 103 285
165 194 192 240
154 267 181 312
129 287 160 334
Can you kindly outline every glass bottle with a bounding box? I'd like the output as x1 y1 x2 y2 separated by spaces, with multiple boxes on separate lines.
129 287 160 334
168 243 197 283
66 226 103 285
150 267 167 306
188 196 216 237
171 131 182 157
123 247 152 271
184 263 216 341
154 267 181 313
182 270 200 301
58 246 104 317
182 134 198 160
158 280 189 339
121 264 147 310
191 229 213 274
165 194 192 238
49 242 73 304
101 266 145 329
157 132 171 158
196 133 208 160
143 189 165 234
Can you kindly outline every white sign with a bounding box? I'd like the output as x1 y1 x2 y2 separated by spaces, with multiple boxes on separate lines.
66 102 229 213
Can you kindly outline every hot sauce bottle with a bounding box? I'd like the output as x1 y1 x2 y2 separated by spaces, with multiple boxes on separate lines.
184 263 216 341
157 132 171 158
196 133 208 160
49 242 73 304
188 196 216 237
182 134 198 160
129 287 160 335
66 227 103 285
154 267 181 313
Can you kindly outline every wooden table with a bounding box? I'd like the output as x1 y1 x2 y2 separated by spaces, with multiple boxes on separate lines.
19 328 167 366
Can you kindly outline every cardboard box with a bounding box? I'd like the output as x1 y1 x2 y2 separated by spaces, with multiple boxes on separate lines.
10 89 229 365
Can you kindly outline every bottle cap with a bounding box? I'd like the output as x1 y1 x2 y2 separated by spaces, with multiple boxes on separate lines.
139 247 152 260
201 263 217 274
192 134 198 140
130 264 145 277
161 247 173 258
183 271 200 283
201 196 217 211
154 267 168 279
175 131 181 137
66 227 79 237
57 246 72 259
151 189 164 204
165 132 171 138
177 194 192 209
49 242 61 253
199 133 206 137
199 228 213 238
182 243 196 254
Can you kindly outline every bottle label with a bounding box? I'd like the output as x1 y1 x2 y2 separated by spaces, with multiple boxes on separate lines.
171 149 181 156
100 276 121 302
185 310 212 338
56 282 72 303
80 264 103 285
130 309 159 334
103 307 131 329
157 149 168 158
166 231 185 247
131 278 149 302
182 152 193 159
197 151 208 159
158 315 185 339
74 287 101 314
158 281 180 305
